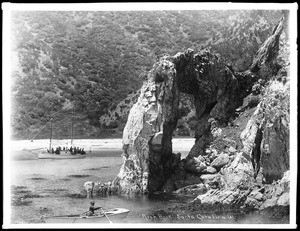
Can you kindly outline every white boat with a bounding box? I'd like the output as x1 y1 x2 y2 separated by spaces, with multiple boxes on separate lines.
38 151 86 159
41 208 130 223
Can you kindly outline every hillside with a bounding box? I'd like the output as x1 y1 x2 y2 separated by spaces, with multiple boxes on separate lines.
10 10 287 139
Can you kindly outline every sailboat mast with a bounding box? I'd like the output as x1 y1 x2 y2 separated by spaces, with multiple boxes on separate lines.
49 118 53 151
71 107 74 146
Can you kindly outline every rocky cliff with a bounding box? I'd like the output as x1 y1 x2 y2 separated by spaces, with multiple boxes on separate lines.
84 15 290 211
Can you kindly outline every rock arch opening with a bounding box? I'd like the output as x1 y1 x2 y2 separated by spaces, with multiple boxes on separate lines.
111 15 285 195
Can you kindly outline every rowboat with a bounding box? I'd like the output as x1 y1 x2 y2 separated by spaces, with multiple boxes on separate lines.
41 208 130 223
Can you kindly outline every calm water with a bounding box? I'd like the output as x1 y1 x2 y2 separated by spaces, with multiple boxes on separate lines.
9 139 288 225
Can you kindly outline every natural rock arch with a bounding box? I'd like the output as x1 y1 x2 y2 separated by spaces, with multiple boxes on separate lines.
111 15 285 195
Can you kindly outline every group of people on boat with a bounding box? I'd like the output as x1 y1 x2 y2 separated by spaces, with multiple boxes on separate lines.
47 146 86 155
69 146 86 155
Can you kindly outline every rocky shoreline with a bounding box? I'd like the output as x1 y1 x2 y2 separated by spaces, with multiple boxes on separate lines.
83 15 290 216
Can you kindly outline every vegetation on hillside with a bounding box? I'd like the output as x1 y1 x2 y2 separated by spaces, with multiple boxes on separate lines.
10 10 286 139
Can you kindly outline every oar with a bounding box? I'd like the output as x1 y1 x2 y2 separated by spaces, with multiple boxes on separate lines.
100 207 113 224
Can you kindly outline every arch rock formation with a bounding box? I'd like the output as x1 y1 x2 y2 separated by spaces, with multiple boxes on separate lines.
85 16 289 210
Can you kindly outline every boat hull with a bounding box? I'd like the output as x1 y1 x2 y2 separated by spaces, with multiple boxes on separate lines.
38 153 86 159
41 208 129 223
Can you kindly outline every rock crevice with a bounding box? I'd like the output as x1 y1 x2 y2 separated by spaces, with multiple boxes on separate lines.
85 16 289 211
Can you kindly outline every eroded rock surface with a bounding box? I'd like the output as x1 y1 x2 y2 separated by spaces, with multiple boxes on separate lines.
185 16 289 210
85 16 289 211
112 58 180 194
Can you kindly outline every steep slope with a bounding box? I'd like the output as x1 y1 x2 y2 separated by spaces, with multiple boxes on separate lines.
98 10 286 135
11 10 285 139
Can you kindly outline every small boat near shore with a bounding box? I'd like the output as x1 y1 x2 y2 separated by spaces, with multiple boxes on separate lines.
41 208 130 223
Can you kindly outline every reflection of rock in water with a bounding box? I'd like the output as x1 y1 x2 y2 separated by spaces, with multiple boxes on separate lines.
84 181 118 198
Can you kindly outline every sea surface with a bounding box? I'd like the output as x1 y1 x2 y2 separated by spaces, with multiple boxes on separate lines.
8 139 288 225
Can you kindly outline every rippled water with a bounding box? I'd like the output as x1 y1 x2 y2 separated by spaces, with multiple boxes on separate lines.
9 139 288 225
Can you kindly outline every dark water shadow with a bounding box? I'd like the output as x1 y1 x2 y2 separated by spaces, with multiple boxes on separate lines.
84 166 110 171
29 177 46 181
11 185 44 207
11 185 31 194
12 199 33 206
43 188 68 193
60 178 71 181
67 174 91 178
63 192 87 198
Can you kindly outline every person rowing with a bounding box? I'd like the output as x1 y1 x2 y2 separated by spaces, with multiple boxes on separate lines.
87 201 102 216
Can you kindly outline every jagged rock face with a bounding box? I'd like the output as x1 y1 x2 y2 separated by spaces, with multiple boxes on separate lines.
221 152 255 190
189 77 290 209
187 15 286 162
174 49 244 159
113 57 180 194
240 105 264 178
259 80 290 183
188 17 289 210
114 48 243 193
184 156 207 174
114 47 248 194
112 15 287 197
240 78 289 184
